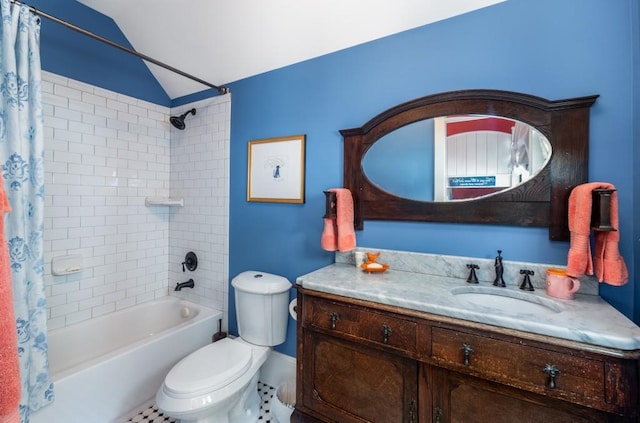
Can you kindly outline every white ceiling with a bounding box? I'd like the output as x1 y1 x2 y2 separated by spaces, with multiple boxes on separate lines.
77 0 506 99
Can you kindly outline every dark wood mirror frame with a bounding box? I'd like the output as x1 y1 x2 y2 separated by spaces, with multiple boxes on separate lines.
340 90 598 241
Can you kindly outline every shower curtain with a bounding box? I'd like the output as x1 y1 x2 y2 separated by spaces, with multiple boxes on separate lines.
0 1 52 421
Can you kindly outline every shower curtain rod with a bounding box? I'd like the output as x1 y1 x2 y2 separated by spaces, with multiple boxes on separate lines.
10 0 229 95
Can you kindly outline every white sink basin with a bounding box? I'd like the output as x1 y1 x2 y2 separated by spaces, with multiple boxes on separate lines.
451 286 563 314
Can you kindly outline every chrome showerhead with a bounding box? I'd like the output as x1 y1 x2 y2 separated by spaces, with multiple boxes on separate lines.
170 108 196 130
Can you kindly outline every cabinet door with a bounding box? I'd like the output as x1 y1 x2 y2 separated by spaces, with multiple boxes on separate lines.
423 366 622 423
302 331 418 423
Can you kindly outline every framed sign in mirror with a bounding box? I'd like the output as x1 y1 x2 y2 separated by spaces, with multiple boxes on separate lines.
340 90 598 241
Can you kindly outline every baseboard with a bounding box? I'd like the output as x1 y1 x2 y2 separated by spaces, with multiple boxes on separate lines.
260 350 296 388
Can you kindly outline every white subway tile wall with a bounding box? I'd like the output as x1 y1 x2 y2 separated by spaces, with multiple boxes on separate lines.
42 71 230 329
168 97 231 325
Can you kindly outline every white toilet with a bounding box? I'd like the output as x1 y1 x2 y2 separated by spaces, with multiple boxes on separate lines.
156 271 291 423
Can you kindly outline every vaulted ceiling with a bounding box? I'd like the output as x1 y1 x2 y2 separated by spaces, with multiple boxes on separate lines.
76 0 506 99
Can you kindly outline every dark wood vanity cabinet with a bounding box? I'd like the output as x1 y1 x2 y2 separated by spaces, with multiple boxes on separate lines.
425 366 616 423
294 288 640 423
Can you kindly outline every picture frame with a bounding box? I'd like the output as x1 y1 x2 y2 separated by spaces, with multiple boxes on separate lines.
247 134 306 203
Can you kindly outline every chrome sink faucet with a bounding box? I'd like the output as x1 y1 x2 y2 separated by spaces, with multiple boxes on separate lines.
493 250 506 287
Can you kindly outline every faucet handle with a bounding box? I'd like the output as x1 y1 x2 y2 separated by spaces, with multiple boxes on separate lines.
182 251 198 272
519 269 535 291
466 264 479 284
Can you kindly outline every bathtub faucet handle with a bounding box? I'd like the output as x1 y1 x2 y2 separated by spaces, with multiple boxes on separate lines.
175 279 195 291
182 252 198 272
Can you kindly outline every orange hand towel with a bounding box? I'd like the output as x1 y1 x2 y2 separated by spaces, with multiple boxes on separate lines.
566 183 595 277
0 408 19 423
0 174 20 423
321 188 356 252
321 216 337 251
566 182 628 285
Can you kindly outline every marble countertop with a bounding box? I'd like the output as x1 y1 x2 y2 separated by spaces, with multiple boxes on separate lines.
297 263 640 351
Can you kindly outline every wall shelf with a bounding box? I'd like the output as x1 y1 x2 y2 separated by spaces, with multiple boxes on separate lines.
145 197 184 207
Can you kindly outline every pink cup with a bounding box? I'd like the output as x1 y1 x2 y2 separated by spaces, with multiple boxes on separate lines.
546 268 580 300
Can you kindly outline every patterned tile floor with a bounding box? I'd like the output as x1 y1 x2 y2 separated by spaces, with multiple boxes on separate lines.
258 381 277 422
125 381 277 423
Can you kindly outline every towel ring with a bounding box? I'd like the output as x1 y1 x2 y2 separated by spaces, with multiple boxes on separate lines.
591 188 616 231
323 191 337 219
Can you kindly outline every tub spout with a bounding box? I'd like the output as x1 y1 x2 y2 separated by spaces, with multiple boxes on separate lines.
175 279 195 291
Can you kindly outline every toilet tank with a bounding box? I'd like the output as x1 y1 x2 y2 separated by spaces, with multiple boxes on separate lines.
232 271 291 346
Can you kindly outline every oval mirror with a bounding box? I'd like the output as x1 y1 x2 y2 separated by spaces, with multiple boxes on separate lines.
362 115 552 202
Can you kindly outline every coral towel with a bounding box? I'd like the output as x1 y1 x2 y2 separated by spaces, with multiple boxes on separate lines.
566 182 628 286
321 188 356 252
0 173 20 423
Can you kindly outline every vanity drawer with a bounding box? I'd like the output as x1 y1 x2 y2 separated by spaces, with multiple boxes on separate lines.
303 296 417 354
430 327 604 404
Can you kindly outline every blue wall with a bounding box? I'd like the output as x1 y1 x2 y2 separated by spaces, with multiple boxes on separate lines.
227 0 639 357
35 0 638 358
32 0 170 105
633 0 640 325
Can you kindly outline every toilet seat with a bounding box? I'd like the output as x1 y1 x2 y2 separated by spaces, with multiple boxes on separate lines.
163 338 252 398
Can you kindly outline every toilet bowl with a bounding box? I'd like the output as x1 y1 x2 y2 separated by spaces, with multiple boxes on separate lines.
156 337 270 423
156 271 291 423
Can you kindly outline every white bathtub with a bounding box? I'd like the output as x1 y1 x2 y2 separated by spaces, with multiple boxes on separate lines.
31 296 222 423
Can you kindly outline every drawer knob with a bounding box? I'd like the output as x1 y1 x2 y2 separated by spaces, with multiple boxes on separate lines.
328 312 339 329
434 406 443 423
461 343 474 366
543 364 561 389
408 399 417 423
382 324 392 343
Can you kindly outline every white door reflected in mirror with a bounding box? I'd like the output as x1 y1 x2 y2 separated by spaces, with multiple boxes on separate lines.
363 115 552 202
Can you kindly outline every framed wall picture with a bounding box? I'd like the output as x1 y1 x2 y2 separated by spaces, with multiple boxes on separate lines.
247 134 306 203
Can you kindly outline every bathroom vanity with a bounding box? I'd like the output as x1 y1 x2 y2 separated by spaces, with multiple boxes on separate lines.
292 254 640 423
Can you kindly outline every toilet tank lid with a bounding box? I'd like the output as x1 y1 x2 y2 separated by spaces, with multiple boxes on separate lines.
232 271 291 294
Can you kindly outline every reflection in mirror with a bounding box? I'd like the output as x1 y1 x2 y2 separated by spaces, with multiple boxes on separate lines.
362 119 435 201
362 115 551 202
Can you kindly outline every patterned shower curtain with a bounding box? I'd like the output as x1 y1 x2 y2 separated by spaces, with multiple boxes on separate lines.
0 1 52 421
